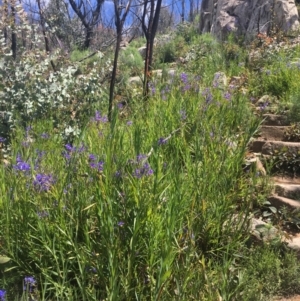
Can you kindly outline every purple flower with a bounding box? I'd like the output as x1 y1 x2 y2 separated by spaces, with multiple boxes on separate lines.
118 221 125 226
0 290 6 301
40 132 49 139
33 173 55 192
63 144 85 161
89 161 104 172
117 103 124 110
202 88 213 104
86 266 97 274
136 154 147 163
115 170 122 178
148 82 156 95
13 155 31 173
180 72 188 84
37 210 49 219
158 137 168 145
25 126 32 136
93 111 108 123
133 163 153 178
223 92 232 101
126 120 133 126
23 276 36 292
89 154 97 161
0 137 6 143
65 144 76 152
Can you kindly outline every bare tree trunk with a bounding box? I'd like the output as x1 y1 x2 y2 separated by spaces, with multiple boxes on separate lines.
141 0 163 98
36 0 56 71
108 0 132 121
11 1 17 60
181 0 185 23
3 0 8 45
83 27 93 49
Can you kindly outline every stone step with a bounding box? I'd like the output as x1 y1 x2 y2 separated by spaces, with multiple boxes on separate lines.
262 114 289 126
258 125 289 141
262 141 300 155
249 139 266 152
268 194 300 210
274 183 300 200
272 176 300 184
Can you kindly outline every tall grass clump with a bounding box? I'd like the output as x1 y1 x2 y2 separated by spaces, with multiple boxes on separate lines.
0 67 269 300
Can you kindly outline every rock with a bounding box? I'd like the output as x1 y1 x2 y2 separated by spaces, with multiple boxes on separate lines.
268 194 300 210
167 69 176 77
138 46 147 59
250 218 279 242
244 155 267 176
262 114 288 126
275 183 300 200
212 71 227 90
262 141 300 155
259 126 288 141
128 76 142 85
199 0 299 40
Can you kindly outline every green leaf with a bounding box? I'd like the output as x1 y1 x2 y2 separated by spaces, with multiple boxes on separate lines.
0 255 11 264
269 206 277 214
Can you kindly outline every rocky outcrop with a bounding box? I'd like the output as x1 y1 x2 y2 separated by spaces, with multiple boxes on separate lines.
199 0 299 40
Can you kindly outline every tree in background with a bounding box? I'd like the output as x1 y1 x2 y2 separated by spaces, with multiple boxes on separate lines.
43 0 82 50
67 0 104 49
108 0 132 121
140 0 163 97
157 5 174 34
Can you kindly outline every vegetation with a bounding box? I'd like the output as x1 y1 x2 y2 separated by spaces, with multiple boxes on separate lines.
2 16 300 301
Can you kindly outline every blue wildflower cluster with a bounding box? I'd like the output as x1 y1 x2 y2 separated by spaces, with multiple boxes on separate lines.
13 155 31 173
62 143 86 161
88 153 104 172
0 290 6 301
92 111 108 123
23 276 36 292
33 173 56 192
131 154 154 179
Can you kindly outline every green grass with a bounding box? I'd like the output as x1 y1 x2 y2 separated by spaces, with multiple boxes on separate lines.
2 24 300 300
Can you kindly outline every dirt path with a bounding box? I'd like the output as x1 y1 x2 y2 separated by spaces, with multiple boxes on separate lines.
274 297 300 301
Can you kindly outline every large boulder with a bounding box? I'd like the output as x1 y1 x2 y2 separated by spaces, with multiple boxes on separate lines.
199 0 299 40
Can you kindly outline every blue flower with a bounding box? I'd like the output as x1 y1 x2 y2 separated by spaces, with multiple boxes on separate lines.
158 137 168 146
180 72 188 84
93 111 108 123
0 290 6 301
40 132 49 139
37 210 49 219
23 276 36 292
13 155 31 173
33 173 55 192
223 92 232 101
89 161 104 172
133 163 153 178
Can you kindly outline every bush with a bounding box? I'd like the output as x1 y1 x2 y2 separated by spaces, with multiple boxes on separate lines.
156 40 176 64
119 46 144 76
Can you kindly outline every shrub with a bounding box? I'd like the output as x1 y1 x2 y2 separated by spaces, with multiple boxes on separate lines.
119 46 144 76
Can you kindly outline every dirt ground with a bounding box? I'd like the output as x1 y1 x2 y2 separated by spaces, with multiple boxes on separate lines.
274 296 300 301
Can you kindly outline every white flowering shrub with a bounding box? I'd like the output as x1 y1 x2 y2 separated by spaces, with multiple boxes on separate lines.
0 40 111 140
